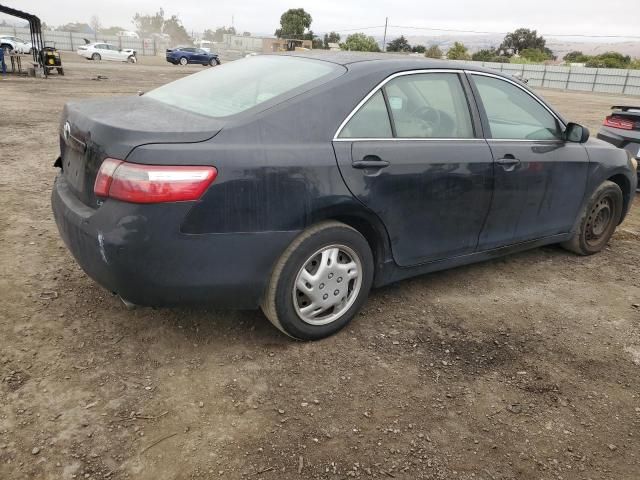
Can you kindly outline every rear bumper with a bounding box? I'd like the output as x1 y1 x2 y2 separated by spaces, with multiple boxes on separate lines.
597 128 640 186
51 174 299 308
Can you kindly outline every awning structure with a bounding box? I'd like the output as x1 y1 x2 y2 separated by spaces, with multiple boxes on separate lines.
0 4 45 73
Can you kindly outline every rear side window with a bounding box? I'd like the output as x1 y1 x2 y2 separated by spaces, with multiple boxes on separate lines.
472 74 561 140
146 56 343 118
339 91 392 138
384 73 474 138
338 72 474 139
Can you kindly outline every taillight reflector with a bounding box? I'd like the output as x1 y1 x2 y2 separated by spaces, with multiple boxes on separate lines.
603 115 635 130
94 159 217 204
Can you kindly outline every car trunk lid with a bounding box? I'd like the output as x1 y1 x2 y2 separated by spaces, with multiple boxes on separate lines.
59 95 223 208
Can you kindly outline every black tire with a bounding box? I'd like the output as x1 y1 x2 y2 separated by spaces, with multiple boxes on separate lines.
92 53 101 61
127 55 136 64
261 221 374 340
208 58 217 66
57 68 64 75
179 57 188 66
561 180 623 255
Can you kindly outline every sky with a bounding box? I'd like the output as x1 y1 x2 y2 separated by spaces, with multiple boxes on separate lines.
4 0 639 40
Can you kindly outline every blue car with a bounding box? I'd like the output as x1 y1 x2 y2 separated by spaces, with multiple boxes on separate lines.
165 47 220 66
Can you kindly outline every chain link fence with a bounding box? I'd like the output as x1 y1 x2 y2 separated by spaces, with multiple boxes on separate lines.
0 26 169 56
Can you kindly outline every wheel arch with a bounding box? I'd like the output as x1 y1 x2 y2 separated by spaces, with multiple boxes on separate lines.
307 204 394 285
607 173 631 223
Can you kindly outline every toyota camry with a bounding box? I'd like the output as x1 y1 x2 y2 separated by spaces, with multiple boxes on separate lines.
52 53 637 340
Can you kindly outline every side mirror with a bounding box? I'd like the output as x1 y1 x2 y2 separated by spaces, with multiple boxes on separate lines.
564 122 590 143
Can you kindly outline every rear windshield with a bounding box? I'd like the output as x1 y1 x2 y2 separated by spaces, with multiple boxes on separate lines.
146 55 343 118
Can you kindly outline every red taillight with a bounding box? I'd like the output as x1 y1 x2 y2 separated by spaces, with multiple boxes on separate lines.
603 115 635 130
94 159 217 204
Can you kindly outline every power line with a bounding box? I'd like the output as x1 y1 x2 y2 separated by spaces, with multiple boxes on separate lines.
389 24 640 40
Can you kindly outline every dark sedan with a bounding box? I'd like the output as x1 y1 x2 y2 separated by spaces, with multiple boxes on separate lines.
597 105 640 188
52 53 637 340
166 47 220 66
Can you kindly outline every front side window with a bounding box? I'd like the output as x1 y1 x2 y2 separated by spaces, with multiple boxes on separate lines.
146 55 343 118
338 91 392 138
384 73 474 138
472 74 561 140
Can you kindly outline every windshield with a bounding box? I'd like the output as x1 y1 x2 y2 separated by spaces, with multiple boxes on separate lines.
145 55 343 118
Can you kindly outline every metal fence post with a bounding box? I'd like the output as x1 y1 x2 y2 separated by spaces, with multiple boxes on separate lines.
565 67 571 90
69 31 74 51
541 65 547 88
592 69 598 92
622 69 630 95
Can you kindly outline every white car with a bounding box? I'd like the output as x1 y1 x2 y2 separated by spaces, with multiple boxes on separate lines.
77 43 137 63
0 35 34 54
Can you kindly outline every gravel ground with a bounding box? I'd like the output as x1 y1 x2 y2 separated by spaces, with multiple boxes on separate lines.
1 56 640 480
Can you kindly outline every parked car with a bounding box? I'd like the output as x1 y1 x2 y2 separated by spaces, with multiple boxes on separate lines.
597 105 640 189
166 47 220 66
0 35 33 54
51 54 637 340
77 43 136 63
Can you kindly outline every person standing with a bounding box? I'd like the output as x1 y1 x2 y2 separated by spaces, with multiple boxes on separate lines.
0 47 6 78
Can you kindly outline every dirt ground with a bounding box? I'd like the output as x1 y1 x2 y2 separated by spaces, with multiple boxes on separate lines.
1 56 640 480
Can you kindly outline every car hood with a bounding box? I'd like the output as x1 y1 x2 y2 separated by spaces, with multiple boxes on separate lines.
62 95 224 160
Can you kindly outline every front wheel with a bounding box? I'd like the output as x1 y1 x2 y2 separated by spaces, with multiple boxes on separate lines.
261 221 374 340
208 58 218 66
127 55 137 63
91 53 101 61
561 180 623 255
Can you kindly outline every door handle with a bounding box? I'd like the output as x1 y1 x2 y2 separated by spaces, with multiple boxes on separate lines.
496 154 520 171
352 155 390 170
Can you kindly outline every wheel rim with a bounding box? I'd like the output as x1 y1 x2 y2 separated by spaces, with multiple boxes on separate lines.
585 194 614 246
292 244 362 326
180 58 187 65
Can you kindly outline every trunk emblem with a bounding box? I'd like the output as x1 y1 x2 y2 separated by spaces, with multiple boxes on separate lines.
63 122 71 142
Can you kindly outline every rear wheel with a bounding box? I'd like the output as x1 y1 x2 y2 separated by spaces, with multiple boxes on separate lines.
91 53 101 61
261 221 374 340
561 180 623 255
57 67 64 75
179 57 188 66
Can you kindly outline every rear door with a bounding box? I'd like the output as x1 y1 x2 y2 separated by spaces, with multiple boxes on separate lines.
333 70 494 267
469 73 590 249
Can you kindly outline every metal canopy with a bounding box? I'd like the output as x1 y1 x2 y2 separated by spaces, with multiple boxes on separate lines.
0 4 45 74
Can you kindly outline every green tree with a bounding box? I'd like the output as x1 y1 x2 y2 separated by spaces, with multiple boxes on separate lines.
275 8 312 39
519 48 552 62
472 48 497 61
500 28 549 56
203 26 236 42
424 45 443 59
163 14 191 44
341 33 380 52
412 45 426 54
100 26 127 36
386 35 411 52
446 42 470 60
585 51 631 68
563 51 588 63
133 8 165 35
323 31 341 49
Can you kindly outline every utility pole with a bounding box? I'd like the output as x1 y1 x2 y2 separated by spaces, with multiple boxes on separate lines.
383 17 388 52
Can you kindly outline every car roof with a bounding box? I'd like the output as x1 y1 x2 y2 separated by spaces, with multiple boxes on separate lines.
276 50 500 76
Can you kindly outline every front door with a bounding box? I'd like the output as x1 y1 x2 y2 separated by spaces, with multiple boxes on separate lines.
334 71 494 267
469 73 590 249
